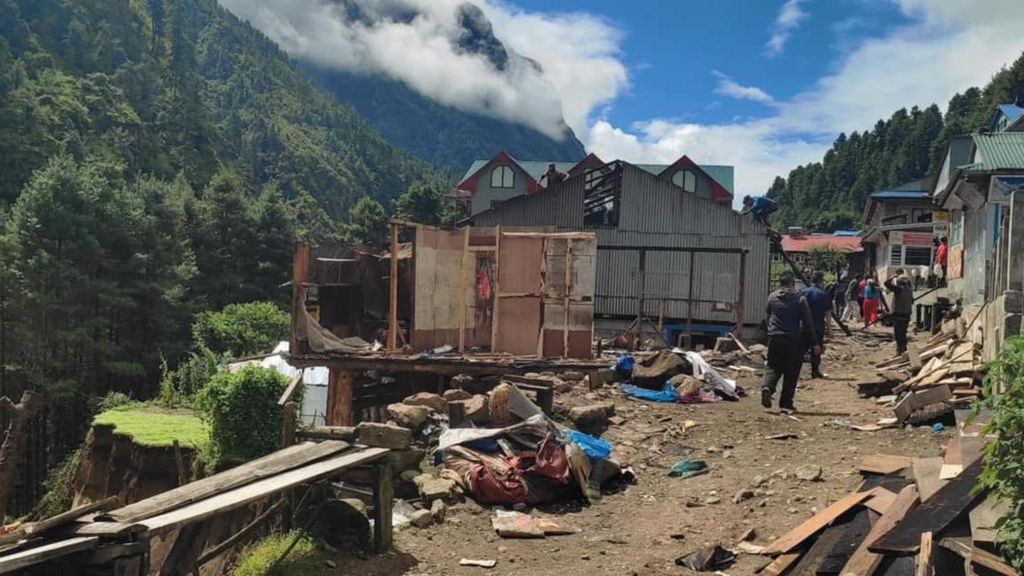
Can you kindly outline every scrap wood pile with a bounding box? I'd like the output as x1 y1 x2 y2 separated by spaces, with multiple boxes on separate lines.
858 313 984 426
748 448 1018 576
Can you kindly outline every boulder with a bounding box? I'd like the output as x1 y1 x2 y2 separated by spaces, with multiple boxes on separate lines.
356 422 412 450
419 477 458 503
409 509 432 528
386 403 429 429
632 350 688 388
795 464 822 482
453 394 489 424
569 404 611 429
388 448 426 472
670 374 703 398
442 389 473 402
403 392 448 414
430 499 447 524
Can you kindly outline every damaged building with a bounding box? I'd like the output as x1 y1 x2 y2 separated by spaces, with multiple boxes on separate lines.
463 159 771 345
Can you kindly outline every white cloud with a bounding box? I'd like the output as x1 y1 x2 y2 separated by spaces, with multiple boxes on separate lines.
766 0 808 57
589 1 1024 206
712 71 776 105
217 0 627 141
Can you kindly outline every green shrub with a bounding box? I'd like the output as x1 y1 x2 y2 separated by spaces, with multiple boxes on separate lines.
232 531 328 576
980 336 1024 569
32 447 83 520
160 349 225 406
192 301 289 359
97 391 133 412
197 366 288 468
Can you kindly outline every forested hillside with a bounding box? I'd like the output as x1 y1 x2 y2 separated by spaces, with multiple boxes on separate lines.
0 0 445 403
306 66 586 171
768 52 1024 230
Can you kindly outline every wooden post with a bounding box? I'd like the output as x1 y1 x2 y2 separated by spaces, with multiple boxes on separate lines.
686 250 696 339
563 238 572 357
282 402 296 448
372 460 394 552
448 402 466 428
291 243 312 356
916 531 933 576
172 441 187 486
326 370 355 427
388 223 399 351
490 226 502 352
736 249 746 334
458 226 470 352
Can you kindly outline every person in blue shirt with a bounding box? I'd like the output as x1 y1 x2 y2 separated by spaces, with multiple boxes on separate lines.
741 195 778 226
801 271 833 379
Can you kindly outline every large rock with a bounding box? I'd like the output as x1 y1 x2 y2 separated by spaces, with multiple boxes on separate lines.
430 499 447 524
569 403 613 429
386 403 430 429
443 389 472 402
409 509 432 528
388 448 426 472
670 374 703 398
403 392 448 414
356 422 412 450
419 477 458 503
452 394 489 424
632 350 688 388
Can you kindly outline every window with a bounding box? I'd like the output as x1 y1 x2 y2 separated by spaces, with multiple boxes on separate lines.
905 247 933 266
889 244 903 266
672 169 697 193
951 211 963 245
490 165 515 188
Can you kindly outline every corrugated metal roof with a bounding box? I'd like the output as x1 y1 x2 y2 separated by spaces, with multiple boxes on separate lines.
781 234 863 254
971 132 1024 171
461 157 735 193
869 190 929 199
999 104 1024 123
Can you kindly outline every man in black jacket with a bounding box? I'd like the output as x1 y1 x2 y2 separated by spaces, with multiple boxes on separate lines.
761 271 819 414
885 269 914 355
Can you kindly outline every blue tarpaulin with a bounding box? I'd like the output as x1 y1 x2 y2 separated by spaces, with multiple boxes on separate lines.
563 430 613 461
622 382 679 403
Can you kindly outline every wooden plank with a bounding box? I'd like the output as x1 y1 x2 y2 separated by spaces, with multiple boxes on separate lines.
388 222 399 351
64 522 145 537
22 496 120 537
0 537 99 575
841 485 919 576
759 552 801 575
490 225 501 350
818 508 872 574
859 454 913 475
871 459 985 554
327 369 355 426
790 524 845 575
105 441 349 523
864 487 897 515
908 345 922 370
970 544 1019 576
915 532 932 576
458 226 470 352
969 493 1011 545
142 447 389 533
373 460 394 553
763 491 871 555
911 457 946 502
278 373 304 406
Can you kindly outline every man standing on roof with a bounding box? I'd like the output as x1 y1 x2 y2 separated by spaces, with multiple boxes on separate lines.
741 195 778 226
540 163 567 188
801 271 832 379
761 271 818 415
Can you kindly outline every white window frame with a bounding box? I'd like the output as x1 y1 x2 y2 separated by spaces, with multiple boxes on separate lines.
672 169 697 193
490 166 515 189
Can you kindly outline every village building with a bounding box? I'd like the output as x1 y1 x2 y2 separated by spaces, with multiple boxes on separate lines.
777 229 864 272
463 157 769 345
932 130 1024 361
455 151 735 216
859 177 942 283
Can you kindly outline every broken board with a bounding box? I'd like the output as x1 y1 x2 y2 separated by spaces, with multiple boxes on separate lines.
762 490 871 555
859 454 913 475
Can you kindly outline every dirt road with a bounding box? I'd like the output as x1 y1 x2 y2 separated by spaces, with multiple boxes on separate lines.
334 334 947 576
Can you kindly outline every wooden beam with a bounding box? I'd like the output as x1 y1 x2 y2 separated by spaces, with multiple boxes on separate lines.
372 460 394 553
858 454 913 475
459 226 469 353
291 243 312 356
564 238 572 358
491 225 501 352
759 552 801 575
871 458 985 554
281 401 296 448
863 486 897 514
194 498 288 568
294 426 356 442
915 531 932 576
388 222 399 351
141 447 389 534
762 490 871 555
0 537 99 575
172 441 187 486
17 496 121 539
969 544 1019 576
327 369 355 427
278 372 304 406
104 441 349 523
840 484 919 575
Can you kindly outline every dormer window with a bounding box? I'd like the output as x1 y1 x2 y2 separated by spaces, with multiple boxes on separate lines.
490 165 515 188
672 169 697 193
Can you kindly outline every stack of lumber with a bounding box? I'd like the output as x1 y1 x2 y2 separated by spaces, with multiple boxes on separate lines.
861 316 984 425
755 449 1018 575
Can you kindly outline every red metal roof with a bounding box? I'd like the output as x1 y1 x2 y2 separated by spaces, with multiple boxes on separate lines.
781 234 863 254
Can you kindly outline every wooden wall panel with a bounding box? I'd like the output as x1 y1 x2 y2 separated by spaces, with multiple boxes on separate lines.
495 297 542 356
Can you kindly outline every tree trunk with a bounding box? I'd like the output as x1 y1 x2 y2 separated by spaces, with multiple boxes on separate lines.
0 390 41 522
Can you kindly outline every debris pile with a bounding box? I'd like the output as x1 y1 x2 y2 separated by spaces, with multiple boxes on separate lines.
858 314 984 426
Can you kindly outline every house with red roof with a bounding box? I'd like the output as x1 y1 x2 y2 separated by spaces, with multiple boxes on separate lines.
777 229 865 273
455 151 735 215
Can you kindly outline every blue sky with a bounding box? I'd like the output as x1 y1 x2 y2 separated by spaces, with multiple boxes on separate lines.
221 0 1024 203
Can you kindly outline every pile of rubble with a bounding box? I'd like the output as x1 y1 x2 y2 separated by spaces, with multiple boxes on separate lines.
856 314 984 427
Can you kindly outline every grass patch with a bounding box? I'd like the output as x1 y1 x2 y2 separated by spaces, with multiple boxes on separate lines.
93 403 209 448
232 531 330 576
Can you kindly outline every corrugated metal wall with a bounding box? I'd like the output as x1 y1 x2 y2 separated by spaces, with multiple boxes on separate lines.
471 164 770 327
962 207 989 305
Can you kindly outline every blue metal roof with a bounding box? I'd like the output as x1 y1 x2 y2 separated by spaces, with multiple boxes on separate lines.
868 190 929 199
832 230 861 237
999 104 1024 123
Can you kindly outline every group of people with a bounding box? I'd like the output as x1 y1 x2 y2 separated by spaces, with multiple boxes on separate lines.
760 265 917 415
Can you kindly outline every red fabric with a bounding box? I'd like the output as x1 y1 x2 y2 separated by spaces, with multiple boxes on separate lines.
863 299 879 325
468 464 528 505
465 434 572 505
936 243 948 266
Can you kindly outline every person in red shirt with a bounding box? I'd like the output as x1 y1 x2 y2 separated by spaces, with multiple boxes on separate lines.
935 236 949 287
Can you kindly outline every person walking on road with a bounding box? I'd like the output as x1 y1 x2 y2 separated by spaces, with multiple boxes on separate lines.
885 269 914 355
863 277 881 326
842 274 861 323
801 271 832 379
761 271 818 415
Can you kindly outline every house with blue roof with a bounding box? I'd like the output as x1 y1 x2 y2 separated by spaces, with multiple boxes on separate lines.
860 176 941 283
991 103 1024 133
455 151 735 216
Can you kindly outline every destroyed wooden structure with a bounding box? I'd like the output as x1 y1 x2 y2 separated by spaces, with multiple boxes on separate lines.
0 441 391 575
287 223 608 428
466 160 771 344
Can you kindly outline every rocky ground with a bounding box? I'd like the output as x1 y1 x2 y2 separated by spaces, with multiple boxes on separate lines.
330 330 948 576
